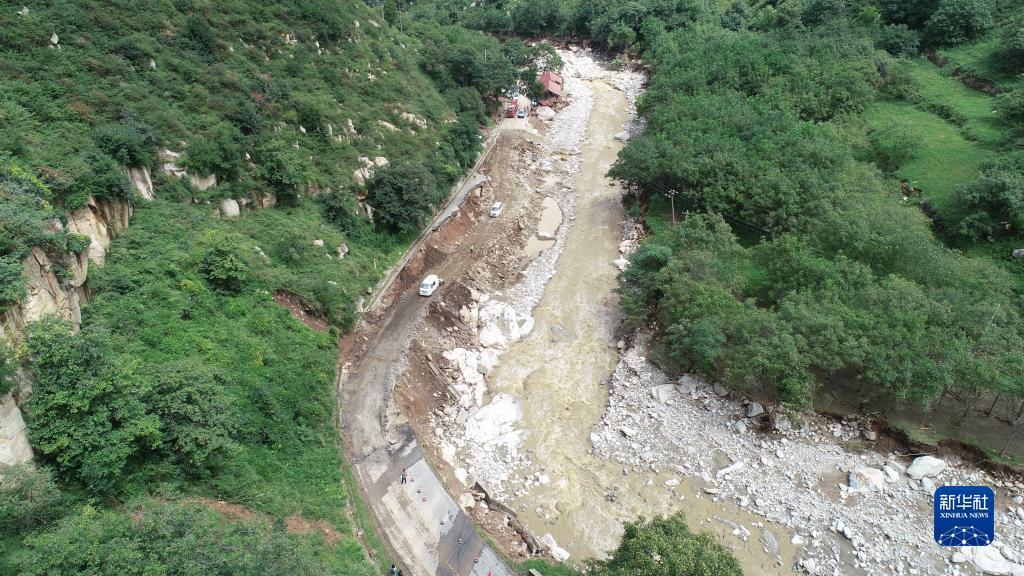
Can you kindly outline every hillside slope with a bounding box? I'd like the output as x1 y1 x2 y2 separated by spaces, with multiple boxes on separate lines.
0 1 519 573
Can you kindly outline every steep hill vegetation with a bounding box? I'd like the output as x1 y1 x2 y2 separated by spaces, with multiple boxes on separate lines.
0 0 556 572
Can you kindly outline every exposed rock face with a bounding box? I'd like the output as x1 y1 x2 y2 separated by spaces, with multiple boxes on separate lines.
189 173 217 191
352 156 389 185
128 166 155 200
0 392 32 466
158 149 186 179
0 194 131 466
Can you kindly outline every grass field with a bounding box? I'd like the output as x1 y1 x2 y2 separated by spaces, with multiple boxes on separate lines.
864 100 993 214
900 58 1010 146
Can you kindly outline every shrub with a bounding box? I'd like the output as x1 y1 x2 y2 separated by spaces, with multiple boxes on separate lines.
996 90 1024 127
64 151 130 209
184 125 243 182
590 513 742 576
319 188 364 234
256 141 305 206
924 0 994 46
0 464 64 535
93 123 153 167
870 120 919 172
66 233 91 254
877 24 921 56
13 500 338 576
0 255 25 311
952 151 1024 239
999 22 1024 73
199 242 249 293
367 163 438 233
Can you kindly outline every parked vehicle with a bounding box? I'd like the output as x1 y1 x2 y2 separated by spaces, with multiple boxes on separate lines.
505 100 519 118
489 202 503 217
419 274 440 296
516 107 527 118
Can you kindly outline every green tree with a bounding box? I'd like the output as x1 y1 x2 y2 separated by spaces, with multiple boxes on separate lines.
25 319 161 495
590 513 742 576
92 123 154 168
199 239 250 293
952 151 1024 239
0 464 64 535
0 255 25 312
147 360 237 471
319 188 365 234
185 125 243 182
367 163 438 233
923 0 994 45
256 141 305 206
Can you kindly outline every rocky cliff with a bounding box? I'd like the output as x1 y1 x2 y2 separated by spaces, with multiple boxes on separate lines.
0 194 132 467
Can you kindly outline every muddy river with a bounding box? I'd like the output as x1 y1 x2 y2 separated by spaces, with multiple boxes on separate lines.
487 80 798 573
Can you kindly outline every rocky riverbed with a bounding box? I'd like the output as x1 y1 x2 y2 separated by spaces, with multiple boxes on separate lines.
591 343 1024 576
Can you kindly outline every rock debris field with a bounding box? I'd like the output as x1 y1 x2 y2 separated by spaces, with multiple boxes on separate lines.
591 345 1024 576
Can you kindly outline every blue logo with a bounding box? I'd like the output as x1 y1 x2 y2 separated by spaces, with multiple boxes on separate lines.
934 485 995 546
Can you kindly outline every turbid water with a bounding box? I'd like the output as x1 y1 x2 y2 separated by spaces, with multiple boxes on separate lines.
524 197 561 258
487 79 798 573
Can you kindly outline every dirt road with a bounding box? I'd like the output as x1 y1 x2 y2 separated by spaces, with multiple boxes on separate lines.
337 126 542 575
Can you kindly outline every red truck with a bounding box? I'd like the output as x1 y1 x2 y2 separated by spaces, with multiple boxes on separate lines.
505 99 519 118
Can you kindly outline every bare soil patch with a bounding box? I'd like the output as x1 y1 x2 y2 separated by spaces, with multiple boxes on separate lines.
274 290 329 332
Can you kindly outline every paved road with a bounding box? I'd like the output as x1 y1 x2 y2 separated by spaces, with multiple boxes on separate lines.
338 129 517 576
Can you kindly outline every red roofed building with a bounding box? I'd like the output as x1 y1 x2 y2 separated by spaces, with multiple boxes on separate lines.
538 71 563 103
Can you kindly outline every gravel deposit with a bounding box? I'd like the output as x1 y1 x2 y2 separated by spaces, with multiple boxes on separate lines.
431 50 643 501
591 342 1024 575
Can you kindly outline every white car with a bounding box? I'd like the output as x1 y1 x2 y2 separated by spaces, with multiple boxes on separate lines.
419 274 440 296
489 202 504 218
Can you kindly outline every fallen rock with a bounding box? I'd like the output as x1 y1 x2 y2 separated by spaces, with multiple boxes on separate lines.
1012 248 1024 259
733 420 747 434
907 455 947 480
536 106 556 121
883 465 901 483
959 544 1024 575
620 426 637 438
862 429 878 441
541 533 570 562
745 402 765 418
676 374 699 395
614 130 631 142
220 198 241 218
848 467 885 492
717 461 745 479
713 383 729 397
650 384 676 404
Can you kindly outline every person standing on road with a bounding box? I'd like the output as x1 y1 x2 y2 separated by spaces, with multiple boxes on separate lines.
401 469 407 484
390 564 397 576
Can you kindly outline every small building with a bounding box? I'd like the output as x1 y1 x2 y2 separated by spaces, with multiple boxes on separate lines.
538 71 563 105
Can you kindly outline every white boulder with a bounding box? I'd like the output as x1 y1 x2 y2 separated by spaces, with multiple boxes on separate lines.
220 198 241 218
907 455 947 480
848 467 886 492
650 384 676 404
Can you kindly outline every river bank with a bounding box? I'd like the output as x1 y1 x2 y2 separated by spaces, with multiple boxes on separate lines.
386 48 1024 576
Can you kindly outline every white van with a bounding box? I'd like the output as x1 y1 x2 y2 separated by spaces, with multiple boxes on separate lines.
419 274 440 296
489 202 503 217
